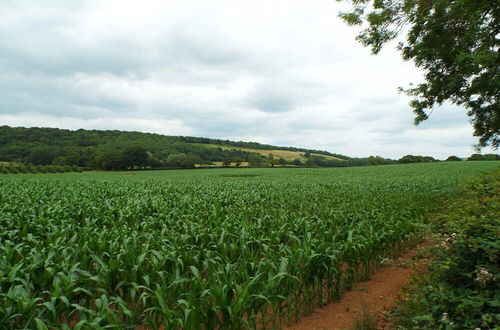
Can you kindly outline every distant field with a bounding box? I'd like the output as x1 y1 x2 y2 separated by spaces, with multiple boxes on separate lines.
1 162 498 329
191 143 343 161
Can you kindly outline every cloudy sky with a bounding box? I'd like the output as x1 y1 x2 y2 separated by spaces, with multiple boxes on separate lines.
0 0 493 159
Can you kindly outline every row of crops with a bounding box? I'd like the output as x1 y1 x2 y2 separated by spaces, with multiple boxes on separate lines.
0 164 83 175
0 162 498 329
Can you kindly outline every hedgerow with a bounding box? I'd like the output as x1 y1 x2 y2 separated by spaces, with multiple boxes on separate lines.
393 170 499 329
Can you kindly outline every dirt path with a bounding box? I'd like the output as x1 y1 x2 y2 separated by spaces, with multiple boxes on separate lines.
286 243 429 330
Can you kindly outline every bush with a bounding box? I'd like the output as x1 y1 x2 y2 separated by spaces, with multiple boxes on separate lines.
71 165 83 172
36 165 48 173
46 166 58 173
25 165 38 173
55 165 65 173
445 156 462 161
17 165 28 174
0 166 8 174
393 171 500 329
7 166 19 174
62 165 72 172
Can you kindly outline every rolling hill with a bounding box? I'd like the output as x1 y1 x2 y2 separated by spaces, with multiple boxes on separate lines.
0 125 362 169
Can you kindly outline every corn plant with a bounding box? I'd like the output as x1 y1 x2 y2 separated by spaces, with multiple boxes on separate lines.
0 162 498 329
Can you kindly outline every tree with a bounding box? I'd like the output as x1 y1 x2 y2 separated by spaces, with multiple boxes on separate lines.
248 154 267 167
305 158 316 166
165 153 187 167
398 154 436 164
232 157 244 167
122 146 148 169
147 155 163 168
338 0 499 148
446 156 462 162
468 154 484 161
368 155 385 166
28 147 57 165
95 151 125 170
483 153 500 160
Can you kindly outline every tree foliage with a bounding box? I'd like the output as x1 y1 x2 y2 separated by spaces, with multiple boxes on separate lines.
446 155 462 161
338 0 499 148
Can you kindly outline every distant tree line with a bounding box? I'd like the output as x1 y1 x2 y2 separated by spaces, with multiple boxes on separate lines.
0 163 83 174
0 126 369 170
466 154 500 161
1 126 498 172
365 154 499 166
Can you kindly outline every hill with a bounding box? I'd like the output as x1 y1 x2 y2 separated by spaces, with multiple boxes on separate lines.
0 126 361 170
190 143 343 161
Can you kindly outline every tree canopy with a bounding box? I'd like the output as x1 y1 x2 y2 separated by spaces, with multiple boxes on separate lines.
338 0 499 148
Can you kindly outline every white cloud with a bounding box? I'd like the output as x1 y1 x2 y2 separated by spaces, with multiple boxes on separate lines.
0 0 494 159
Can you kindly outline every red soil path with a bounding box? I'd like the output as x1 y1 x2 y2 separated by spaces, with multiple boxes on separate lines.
286 243 429 330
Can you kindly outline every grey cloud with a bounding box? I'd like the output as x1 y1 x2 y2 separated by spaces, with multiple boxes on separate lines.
249 91 296 112
0 0 490 159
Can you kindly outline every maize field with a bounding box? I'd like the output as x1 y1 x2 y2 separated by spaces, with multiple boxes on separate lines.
0 162 498 329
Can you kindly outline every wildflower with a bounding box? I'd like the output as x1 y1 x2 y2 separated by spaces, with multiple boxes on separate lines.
380 257 390 265
475 268 494 285
444 232 457 243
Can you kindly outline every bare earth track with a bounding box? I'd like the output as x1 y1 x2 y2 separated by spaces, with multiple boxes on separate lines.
287 243 429 330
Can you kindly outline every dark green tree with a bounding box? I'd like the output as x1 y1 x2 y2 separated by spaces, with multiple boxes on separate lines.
232 157 244 167
305 158 316 166
468 153 484 161
27 147 57 165
122 146 148 169
95 151 125 170
248 154 267 167
338 0 499 148
483 153 499 160
446 156 462 162
368 156 385 166
398 155 436 164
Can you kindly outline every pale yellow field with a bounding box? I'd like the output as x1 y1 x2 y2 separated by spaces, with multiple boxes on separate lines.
196 161 250 167
192 144 341 161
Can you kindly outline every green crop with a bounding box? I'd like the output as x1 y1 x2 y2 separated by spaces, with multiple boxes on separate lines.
0 162 498 329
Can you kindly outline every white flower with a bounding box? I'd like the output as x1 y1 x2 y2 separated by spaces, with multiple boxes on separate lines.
475 268 494 285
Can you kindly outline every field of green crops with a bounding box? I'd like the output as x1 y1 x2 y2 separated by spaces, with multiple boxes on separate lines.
0 162 498 329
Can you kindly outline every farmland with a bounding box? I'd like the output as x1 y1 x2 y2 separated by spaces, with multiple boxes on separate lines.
189 143 343 162
0 162 498 329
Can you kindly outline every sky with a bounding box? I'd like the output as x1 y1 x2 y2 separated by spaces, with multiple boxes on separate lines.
0 0 494 159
